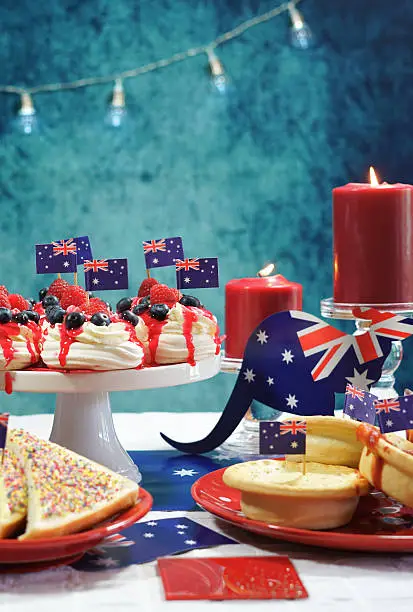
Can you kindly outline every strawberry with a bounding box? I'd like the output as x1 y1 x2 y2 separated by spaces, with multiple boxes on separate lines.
138 277 158 297
0 294 11 309
60 285 88 310
150 283 178 305
84 298 109 316
8 294 29 311
171 288 182 302
48 278 70 300
0 286 9 295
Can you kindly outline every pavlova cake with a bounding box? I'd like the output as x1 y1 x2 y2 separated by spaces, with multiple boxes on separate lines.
117 277 221 366
0 286 41 370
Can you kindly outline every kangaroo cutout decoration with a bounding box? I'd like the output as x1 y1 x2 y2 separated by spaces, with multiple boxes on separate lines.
161 307 413 454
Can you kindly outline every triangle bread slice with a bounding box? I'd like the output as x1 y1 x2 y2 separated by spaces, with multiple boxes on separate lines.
0 449 27 538
8 429 139 541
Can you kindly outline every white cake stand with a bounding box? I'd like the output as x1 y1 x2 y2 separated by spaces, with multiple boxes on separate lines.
0 355 221 483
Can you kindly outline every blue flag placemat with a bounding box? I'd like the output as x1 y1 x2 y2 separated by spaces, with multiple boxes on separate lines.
129 450 239 511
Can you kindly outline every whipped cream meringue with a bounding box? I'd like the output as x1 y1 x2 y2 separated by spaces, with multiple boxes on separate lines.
0 322 41 370
138 302 220 366
41 320 144 370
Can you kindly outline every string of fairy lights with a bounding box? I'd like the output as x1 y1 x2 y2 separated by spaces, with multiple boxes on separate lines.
0 0 311 134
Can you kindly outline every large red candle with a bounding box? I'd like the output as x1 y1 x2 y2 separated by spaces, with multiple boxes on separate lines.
333 170 413 305
225 269 303 359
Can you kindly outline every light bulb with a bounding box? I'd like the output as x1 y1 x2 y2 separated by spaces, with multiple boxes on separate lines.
106 79 127 128
288 2 312 50
16 93 38 135
207 49 229 94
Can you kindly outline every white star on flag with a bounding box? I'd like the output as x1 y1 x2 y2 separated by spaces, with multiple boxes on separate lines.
143 532 155 538
256 329 268 344
153 258 159 264
267 377 274 386
184 540 197 545
291 441 298 449
173 468 199 477
349 404 354 411
177 531 186 534
281 349 294 364
175 524 188 529
285 394 298 409
63 261 70 268
386 419 393 427
346 368 375 391
244 368 255 383
184 277 190 283
146 521 157 526
92 278 99 285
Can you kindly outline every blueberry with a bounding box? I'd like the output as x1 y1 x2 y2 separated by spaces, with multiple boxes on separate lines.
149 304 169 321
179 295 201 308
133 303 149 316
0 308 12 324
25 300 33 311
91 312 111 327
42 295 60 309
13 312 29 325
116 297 133 313
25 310 40 324
28 298 36 307
47 308 66 325
140 296 151 306
38 288 48 301
105 301 113 312
88 292 94 298
122 310 140 326
65 312 85 330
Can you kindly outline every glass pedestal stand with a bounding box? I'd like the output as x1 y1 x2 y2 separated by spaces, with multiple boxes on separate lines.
320 298 413 399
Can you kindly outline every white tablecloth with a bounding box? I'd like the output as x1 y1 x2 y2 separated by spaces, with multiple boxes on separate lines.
3 412 413 612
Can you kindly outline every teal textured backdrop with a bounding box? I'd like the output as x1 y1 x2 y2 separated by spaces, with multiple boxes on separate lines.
1 0 413 415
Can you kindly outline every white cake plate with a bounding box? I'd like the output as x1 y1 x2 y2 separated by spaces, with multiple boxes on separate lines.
0 355 221 483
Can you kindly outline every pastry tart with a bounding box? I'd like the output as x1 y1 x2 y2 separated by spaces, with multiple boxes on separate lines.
284 416 363 468
357 422 413 507
223 459 369 530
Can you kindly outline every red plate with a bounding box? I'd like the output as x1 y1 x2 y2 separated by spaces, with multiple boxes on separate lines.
0 487 152 565
192 468 413 553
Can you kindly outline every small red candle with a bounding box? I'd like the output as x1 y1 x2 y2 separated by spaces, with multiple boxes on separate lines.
333 168 413 305
225 265 303 359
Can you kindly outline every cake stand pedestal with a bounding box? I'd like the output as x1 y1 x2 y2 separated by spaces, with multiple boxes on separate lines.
320 298 413 399
1 355 221 483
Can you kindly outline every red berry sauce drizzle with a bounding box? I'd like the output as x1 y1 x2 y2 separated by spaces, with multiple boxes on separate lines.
58 324 84 367
141 304 220 366
26 321 42 363
0 322 20 366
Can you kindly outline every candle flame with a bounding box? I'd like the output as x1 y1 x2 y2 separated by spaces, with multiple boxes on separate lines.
369 166 379 186
258 263 275 277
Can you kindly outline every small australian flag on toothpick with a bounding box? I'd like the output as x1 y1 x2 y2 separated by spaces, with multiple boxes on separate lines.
375 396 413 433
259 419 306 455
36 239 77 274
0 413 9 450
176 258 219 290
143 237 184 269
343 383 377 425
84 258 128 291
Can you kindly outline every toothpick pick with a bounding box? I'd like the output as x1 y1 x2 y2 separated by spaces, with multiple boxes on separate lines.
57 273 61 279
302 453 306 476
146 268 151 279
73 271 78 286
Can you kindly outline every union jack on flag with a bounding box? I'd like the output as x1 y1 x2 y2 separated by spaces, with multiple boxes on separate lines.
83 259 109 273
52 239 78 257
143 239 166 254
0 412 9 450
259 419 307 455
175 258 200 272
291 308 413 382
142 236 184 269
345 384 365 400
374 398 401 414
